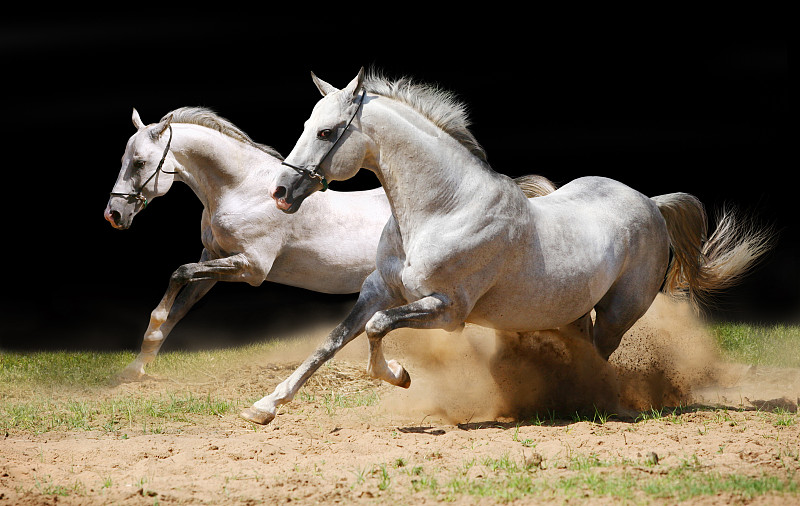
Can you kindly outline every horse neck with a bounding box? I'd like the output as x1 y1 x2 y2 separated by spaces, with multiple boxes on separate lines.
170 124 263 209
364 99 496 231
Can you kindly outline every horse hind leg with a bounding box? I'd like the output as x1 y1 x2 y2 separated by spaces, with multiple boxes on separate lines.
120 278 216 381
119 251 253 381
593 211 670 360
561 312 594 343
592 283 660 360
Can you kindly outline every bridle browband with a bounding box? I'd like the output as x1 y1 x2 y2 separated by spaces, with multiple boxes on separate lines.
280 89 367 192
109 123 176 209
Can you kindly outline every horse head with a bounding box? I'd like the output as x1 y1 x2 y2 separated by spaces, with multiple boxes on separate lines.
104 109 178 229
272 68 367 213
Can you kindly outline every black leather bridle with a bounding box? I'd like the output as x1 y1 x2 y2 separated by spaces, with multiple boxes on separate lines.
110 123 176 209
280 89 366 192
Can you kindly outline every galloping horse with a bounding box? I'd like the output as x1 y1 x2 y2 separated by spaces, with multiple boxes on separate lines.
240 69 772 424
105 107 554 379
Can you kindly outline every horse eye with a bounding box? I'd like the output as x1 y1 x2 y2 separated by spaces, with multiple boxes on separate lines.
317 129 333 140
133 159 146 169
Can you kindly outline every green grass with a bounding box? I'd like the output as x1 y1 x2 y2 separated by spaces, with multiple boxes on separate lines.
0 345 264 434
641 469 799 502
368 453 799 503
298 389 380 415
0 338 378 434
1 392 236 434
711 322 800 367
0 338 298 392
0 350 134 388
3 324 799 503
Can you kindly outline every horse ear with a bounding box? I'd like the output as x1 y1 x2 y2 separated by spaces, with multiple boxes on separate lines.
132 108 146 130
343 67 365 99
311 71 338 97
150 114 173 139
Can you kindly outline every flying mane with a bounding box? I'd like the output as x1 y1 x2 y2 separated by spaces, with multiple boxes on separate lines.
363 71 488 163
161 107 284 160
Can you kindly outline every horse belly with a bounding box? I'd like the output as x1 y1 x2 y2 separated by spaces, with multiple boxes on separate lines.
465 267 610 332
465 222 626 331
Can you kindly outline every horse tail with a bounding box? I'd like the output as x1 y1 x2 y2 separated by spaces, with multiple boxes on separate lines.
513 174 558 198
652 192 775 312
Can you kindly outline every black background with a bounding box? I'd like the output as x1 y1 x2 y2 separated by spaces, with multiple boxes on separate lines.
0 16 794 352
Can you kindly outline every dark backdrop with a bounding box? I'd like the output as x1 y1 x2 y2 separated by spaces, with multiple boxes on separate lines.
0 16 793 351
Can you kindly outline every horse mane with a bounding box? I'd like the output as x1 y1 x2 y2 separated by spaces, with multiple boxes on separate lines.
161 107 284 160
363 70 488 163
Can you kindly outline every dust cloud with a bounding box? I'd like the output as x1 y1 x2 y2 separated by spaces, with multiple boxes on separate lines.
254 294 795 424
375 295 727 423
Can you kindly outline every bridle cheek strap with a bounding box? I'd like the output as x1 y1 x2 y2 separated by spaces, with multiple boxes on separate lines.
281 89 366 192
110 124 176 209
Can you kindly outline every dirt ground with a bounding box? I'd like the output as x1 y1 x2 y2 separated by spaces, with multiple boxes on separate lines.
2 296 799 504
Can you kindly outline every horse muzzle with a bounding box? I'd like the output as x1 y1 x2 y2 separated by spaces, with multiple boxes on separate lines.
104 198 137 229
270 183 312 214
271 185 295 212
271 165 324 214
104 206 121 228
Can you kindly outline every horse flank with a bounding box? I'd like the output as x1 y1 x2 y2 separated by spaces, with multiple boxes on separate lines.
161 107 284 160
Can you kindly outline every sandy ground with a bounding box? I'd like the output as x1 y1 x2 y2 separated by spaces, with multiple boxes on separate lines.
2 296 799 504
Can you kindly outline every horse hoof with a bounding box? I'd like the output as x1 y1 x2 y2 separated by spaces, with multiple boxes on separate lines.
397 368 411 389
114 367 145 384
240 406 275 425
388 360 411 389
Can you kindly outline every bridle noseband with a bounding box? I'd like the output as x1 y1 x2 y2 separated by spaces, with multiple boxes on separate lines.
110 124 176 209
281 89 366 192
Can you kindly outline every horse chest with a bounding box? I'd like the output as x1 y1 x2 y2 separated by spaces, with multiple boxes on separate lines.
201 209 264 257
378 217 510 302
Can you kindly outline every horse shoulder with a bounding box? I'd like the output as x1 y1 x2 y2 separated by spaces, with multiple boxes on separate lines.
199 209 224 256
373 216 408 295
388 203 525 302
203 197 282 276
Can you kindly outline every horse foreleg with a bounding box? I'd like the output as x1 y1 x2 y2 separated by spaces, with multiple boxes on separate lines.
120 251 252 380
365 294 462 388
241 272 398 425
367 334 412 388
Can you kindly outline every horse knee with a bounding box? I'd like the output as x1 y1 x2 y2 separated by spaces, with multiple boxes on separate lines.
170 265 193 285
365 311 392 339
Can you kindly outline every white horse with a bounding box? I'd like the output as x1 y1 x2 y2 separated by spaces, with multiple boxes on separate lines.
105 107 554 379
240 68 772 424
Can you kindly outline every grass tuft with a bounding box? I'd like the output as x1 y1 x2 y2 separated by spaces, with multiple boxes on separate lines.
711 323 800 367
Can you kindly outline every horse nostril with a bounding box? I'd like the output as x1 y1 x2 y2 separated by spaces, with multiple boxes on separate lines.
105 209 121 226
272 186 287 200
